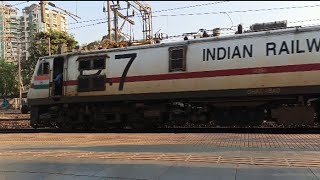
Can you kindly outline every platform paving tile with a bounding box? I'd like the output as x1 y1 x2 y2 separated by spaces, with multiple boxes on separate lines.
0 133 319 151
0 159 109 177
309 168 320 179
0 133 319 179
157 165 236 180
0 157 319 180
236 165 319 180
0 173 109 180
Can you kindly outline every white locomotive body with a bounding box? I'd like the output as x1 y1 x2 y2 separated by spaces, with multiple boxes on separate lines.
27 26 320 128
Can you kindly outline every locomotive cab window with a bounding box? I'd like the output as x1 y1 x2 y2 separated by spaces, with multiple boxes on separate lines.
78 56 106 70
37 62 50 75
169 46 186 72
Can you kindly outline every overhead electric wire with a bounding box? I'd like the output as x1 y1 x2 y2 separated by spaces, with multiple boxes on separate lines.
70 1 320 21
67 3 320 26
153 1 228 13
68 1 227 25
68 4 320 30
289 18 320 24
68 20 108 30
10 1 28 7
151 4 320 18
69 17 320 31
233 19 320 30
68 18 107 25
161 19 320 39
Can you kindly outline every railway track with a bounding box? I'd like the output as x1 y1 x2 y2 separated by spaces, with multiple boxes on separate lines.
0 116 320 133
0 127 319 134
0 118 30 121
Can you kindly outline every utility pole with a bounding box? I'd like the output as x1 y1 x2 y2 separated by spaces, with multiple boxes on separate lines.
40 1 46 23
108 1 153 45
17 43 22 109
113 4 118 43
40 1 81 24
107 0 112 42
126 1 153 43
38 0 80 55
47 2 81 22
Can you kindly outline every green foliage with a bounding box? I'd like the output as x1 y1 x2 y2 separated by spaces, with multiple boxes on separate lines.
22 30 78 85
0 60 18 97
84 40 100 50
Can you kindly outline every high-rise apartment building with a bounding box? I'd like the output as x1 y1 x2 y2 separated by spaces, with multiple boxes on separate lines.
0 4 20 63
20 4 68 61
0 3 68 63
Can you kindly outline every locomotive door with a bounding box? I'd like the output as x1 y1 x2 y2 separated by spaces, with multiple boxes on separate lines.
51 57 64 97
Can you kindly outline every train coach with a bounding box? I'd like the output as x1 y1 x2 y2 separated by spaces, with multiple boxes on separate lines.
27 25 320 129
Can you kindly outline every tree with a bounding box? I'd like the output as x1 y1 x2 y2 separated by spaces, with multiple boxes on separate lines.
82 40 100 50
0 60 18 97
100 33 126 48
22 30 78 86
83 33 127 51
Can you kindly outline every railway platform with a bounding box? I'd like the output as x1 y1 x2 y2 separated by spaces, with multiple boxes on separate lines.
0 133 319 179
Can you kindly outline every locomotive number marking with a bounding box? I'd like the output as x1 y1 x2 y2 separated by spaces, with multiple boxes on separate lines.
115 53 137 91
247 88 280 95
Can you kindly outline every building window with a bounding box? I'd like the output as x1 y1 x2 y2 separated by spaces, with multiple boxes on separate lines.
169 46 186 72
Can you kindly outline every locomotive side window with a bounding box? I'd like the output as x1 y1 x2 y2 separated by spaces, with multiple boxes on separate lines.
77 55 108 92
169 46 186 72
93 58 105 69
37 62 50 75
79 60 91 70
78 57 106 70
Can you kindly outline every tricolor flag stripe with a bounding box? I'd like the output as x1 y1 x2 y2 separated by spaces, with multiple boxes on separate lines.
33 75 50 89
34 75 50 81
34 84 50 89
34 79 50 85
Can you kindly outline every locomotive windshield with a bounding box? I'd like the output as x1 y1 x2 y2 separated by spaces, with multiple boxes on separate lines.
37 62 50 75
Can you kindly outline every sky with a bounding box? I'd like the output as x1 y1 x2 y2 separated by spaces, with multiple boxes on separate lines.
9 1 320 45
